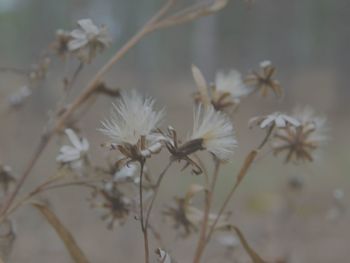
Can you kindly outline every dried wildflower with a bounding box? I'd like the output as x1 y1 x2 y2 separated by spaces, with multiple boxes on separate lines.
245 60 282 97
56 129 89 173
211 70 252 109
91 182 131 229
100 90 164 164
0 165 16 194
7 86 32 108
163 106 236 174
249 112 300 129
164 185 229 237
190 105 236 160
50 29 72 59
192 65 250 111
272 107 327 163
68 19 111 63
163 197 198 237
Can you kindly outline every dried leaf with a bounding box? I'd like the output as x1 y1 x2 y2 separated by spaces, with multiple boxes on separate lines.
230 225 266 263
32 202 90 263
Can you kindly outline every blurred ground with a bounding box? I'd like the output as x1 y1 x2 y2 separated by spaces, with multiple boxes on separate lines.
0 0 350 262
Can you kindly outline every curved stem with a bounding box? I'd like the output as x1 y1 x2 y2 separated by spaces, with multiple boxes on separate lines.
193 159 220 263
205 126 275 243
139 162 149 263
145 160 173 228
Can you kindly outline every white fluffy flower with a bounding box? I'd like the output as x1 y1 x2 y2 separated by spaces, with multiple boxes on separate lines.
56 129 89 165
100 90 164 147
250 112 300 129
215 70 251 100
190 105 236 160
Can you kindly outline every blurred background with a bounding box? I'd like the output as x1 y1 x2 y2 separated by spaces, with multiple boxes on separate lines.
0 0 349 262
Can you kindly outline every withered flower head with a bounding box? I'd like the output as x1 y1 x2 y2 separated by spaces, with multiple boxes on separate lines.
163 105 236 174
249 112 300 129
190 105 237 160
50 29 72 59
164 185 229 237
0 165 16 194
245 60 282 97
56 129 89 174
100 90 164 164
212 70 252 108
163 196 198 237
192 65 250 111
272 107 328 163
68 19 111 63
90 182 131 229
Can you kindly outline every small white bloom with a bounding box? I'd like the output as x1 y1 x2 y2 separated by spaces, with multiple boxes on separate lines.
190 105 236 160
68 19 111 63
250 112 300 129
215 70 251 100
56 129 89 164
100 90 164 146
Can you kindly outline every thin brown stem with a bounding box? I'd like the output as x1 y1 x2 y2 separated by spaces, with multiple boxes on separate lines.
0 133 51 218
193 159 220 263
139 162 149 263
145 160 173 228
205 127 275 244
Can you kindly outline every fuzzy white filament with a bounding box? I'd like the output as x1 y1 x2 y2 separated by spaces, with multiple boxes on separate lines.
100 90 164 146
190 105 237 160
215 70 251 99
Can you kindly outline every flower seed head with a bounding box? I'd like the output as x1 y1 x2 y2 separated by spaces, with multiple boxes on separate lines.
272 107 328 163
190 105 237 160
